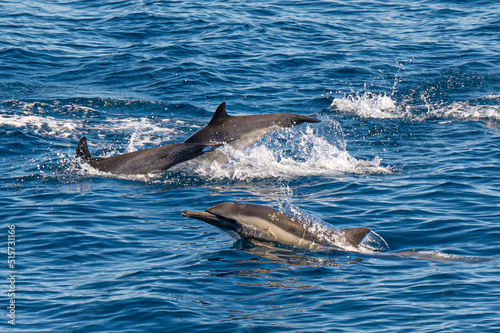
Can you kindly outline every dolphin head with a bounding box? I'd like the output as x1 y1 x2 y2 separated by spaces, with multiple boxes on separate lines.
182 202 269 232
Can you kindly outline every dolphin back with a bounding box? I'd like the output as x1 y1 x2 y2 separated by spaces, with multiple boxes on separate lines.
184 102 321 144
75 137 217 175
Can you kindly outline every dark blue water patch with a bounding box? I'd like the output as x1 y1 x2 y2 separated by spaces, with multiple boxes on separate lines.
2 0 499 103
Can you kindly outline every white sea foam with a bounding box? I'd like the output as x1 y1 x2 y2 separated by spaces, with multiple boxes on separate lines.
428 101 500 121
0 100 180 145
0 113 79 138
330 92 407 119
330 92 500 121
106 117 178 152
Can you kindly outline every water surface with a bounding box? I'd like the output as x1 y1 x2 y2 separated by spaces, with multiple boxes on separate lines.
1 1 499 332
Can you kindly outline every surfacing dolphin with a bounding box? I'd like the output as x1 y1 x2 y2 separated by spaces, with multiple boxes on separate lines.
182 202 493 263
182 202 371 251
75 136 217 175
184 102 321 146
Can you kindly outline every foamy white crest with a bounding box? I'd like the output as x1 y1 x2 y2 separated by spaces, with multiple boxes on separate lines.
429 102 500 121
0 113 79 138
330 91 500 122
4 100 99 115
189 127 390 181
330 92 405 119
1 100 179 142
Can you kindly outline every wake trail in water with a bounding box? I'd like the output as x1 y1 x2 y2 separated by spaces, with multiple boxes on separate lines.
0 99 184 143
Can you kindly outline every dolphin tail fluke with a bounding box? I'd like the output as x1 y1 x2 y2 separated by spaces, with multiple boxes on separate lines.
304 114 321 123
75 136 94 162
340 227 371 246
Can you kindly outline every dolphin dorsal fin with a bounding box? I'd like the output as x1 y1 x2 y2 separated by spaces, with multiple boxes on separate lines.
208 102 230 125
340 227 371 246
75 136 94 161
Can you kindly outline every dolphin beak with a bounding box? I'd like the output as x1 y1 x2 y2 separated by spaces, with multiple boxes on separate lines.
182 210 238 231
182 210 220 223
305 114 321 123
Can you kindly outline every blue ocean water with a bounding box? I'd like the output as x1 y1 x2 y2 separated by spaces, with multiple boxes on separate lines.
1 0 500 332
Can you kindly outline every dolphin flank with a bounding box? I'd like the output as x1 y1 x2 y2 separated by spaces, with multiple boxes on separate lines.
184 102 321 146
182 202 371 250
75 136 217 175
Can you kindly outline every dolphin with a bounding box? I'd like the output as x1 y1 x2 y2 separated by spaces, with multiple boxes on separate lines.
184 102 321 146
182 202 371 251
75 136 217 175
182 203 492 263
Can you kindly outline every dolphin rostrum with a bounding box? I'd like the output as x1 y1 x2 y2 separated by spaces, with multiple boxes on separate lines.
182 202 371 251
75 136 217 175
184 102 321 146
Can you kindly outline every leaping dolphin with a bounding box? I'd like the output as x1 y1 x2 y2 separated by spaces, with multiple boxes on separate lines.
75 136 217 175
182 202 371 251
184 102 321 146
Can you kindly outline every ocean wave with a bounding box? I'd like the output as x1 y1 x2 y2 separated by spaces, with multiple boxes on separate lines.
0 113 79 138
0 99 179 147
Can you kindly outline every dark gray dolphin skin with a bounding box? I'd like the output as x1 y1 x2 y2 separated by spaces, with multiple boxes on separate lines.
75 136 216 175
184 102 321 145
182 202 371 250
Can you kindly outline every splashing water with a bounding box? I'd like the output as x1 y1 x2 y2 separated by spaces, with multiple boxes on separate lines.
187 123 391 181
273 185 389 253
289 204 389 253
330 92 406 119
329 91 500 121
